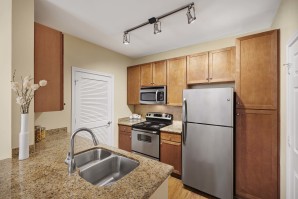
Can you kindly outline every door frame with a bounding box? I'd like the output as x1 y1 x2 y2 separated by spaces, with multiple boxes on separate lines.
286 31 298 199
71 66 115 146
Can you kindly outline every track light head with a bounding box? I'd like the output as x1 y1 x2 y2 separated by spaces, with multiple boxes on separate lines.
154 21 161 34
123 32 130 45
187 5 196 24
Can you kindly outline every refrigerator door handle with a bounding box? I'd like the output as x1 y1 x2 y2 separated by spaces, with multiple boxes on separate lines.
182 98 187 144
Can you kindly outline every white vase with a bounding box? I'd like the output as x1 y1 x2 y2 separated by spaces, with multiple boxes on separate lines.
19 113 29 160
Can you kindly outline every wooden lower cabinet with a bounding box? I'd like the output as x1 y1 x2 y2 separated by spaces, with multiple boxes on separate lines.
118 125 131 152
160 132 182 175
235 109 278 199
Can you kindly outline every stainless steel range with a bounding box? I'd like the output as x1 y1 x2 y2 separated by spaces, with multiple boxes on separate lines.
131 112 173 160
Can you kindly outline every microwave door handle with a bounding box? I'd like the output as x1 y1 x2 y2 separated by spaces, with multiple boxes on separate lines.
155 90 159 102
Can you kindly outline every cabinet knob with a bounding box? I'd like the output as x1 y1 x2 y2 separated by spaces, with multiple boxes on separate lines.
237 101 240 105
209 77 213 80
206 78 209 80
236 113 240 116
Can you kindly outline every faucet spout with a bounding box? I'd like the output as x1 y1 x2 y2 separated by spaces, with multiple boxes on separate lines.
67 127 99 174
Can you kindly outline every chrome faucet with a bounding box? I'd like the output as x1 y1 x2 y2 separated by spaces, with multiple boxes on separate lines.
66 127 99 174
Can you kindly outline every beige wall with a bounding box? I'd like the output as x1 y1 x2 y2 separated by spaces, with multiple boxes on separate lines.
34 34 133 146
272 0 298 198
0 0 12 160
11 0 35 149
132 37 236 65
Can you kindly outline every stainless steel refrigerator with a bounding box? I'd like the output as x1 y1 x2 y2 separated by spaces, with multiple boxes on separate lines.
182 88 234 199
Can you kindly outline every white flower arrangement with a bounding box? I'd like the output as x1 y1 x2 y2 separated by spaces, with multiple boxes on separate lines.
11 70 47 114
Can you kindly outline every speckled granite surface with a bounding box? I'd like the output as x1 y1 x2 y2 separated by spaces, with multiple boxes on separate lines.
160 121 182 134
0 131 173 199
118 117 182 134
118 117 145 126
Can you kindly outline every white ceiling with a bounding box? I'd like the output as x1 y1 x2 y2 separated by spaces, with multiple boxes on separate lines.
35 0 281 58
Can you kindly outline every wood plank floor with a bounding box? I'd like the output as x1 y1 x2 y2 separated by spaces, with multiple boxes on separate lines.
168 176 209 199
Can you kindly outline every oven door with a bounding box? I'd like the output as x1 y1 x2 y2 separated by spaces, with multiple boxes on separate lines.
131 129 160 159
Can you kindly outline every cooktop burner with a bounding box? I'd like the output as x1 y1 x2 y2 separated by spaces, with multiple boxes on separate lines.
132 121 171 131
132 112 173 131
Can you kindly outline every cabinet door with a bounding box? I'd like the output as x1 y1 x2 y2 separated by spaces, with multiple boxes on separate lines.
140 63 153 86
167 57 187 106
152 60 167 86
34 23 64 112
127 66 140 105
208 47 235 83
160 139 182 175
235 109 278 199
235 30 278 109
187 52 209 84
119 132 131 152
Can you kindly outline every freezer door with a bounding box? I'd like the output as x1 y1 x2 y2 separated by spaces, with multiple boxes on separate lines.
183 88 233 126
182 123 233 199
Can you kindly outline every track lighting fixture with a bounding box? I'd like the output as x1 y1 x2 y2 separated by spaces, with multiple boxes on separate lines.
186 4 196 24
123 2 196 44
123 32 130 45
154 21 161 34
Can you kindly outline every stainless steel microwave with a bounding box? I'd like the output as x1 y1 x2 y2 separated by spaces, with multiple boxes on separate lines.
140 86 166 104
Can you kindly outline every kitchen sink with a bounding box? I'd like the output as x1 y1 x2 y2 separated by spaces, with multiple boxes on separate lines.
72 148 139 186
74 148 112 168
79 155 139 186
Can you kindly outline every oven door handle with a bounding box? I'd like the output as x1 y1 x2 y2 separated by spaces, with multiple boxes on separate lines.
132 128 158 134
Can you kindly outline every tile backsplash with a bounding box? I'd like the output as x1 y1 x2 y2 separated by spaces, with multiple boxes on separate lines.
134 105 182 121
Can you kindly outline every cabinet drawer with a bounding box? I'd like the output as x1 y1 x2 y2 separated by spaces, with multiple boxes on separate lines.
161 132 181 143
119 125 131 133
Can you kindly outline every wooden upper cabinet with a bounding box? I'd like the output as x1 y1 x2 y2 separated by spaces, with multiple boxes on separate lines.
235 30 278 109
167 57 187 106
140 63 153 86
187 52 209 84
127 66 140 105
186 47 235 85
34 23 64 112
235 109 278 199
209 47 235 83
140 61 167 86
152 60 167 86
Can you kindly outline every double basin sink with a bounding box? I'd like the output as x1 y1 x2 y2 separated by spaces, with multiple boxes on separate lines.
72 148 139 186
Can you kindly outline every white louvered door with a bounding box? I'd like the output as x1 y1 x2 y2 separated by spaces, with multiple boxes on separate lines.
73 69 113 146
287 33 298 199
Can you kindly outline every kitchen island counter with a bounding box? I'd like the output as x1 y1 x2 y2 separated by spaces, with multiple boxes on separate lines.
0 130 172 199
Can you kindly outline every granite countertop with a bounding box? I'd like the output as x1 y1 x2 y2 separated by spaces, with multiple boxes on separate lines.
0 131 173 199
118 117 182 134
118 117 145 126
160 120 182 134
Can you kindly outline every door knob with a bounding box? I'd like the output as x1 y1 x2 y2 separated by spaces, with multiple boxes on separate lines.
107 121 112 127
